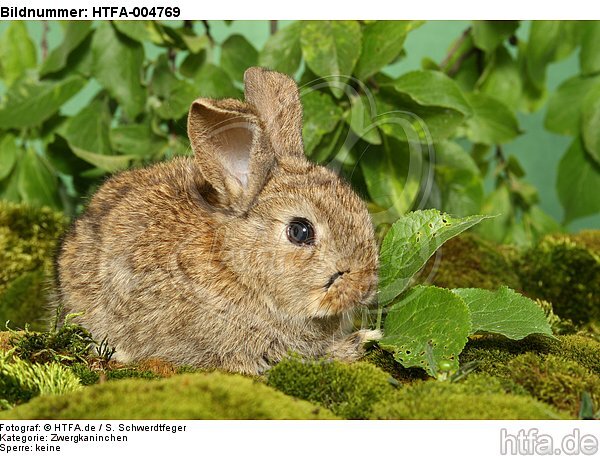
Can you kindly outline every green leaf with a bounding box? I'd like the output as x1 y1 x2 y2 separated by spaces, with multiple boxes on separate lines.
301 21 362 98
525 21 578 89
479 47 522 110
354 21 420 80
360 137 422 220
61 97 112 156
580 22 600 76
151 55 198 120
180 51 207 79
192 64 240 99
0 76 85 129
0 134 19 181
91 22 146 119
0 21 36 87
40 22 92 76
110 124 168 158
68 149 135 173
46 135 92 177
113 21 156 43
557 138 600 224
524 206 561 239
452 286 553 339
220 34 258 82
476 184 512 243
309 121 348 163
301 90 343 155
380 285 472 377
429 141 483 217
346 95 382 145
375 89 465 142
545 75 600 136
378 209 489 304
463 92 520 144
259 22 303 76
582 85 600 165
17 149 60 209
392 70 472 116
180 34 210 54
0 160 21 202
471 21 518 52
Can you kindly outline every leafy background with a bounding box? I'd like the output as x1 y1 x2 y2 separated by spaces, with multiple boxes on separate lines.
0 20 598 244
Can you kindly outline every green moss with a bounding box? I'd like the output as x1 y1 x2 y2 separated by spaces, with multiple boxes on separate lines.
0 201 67 330
550 230 600 257
518 236 600 325
267 356 395 419
1 372 337 419
10 321 94 365
106 368 159 381
362 347 428 383
0 350 81 408
0 270 48 331
421 233 521 290
460 335 554 377
369 375 568 419
536 299 578 335
508 353 600 416
556 335 600 376
69 363 100 386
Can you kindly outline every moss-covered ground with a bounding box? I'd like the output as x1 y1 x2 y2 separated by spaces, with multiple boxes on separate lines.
1 201 599 419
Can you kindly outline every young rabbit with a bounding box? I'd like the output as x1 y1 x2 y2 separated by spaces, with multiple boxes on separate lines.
55 67 380 375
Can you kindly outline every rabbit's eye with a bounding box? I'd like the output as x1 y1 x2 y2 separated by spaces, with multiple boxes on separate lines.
286 218 315 246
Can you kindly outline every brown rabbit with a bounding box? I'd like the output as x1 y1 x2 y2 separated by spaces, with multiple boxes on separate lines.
55 67 380 375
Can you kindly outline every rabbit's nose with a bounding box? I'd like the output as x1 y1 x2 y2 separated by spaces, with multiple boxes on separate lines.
325 270 347 289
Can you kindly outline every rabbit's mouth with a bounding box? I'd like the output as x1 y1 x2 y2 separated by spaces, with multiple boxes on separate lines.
308 270 377 317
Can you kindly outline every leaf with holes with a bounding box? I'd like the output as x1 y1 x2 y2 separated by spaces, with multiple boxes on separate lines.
378 209 490 304
380 285 472 378
452 286 554 340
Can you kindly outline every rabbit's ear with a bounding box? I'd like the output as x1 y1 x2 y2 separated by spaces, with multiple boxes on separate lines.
187 98 273 209
243 67 304 159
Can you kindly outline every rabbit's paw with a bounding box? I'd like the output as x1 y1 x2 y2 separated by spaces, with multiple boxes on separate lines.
328 329 382 362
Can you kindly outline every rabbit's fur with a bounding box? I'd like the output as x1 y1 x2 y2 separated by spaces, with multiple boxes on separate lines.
55 67 379 375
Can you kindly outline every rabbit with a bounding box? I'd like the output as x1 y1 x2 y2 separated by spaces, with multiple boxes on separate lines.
54 67 380 375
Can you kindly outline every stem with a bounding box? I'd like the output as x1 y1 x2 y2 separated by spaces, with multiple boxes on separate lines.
168 48 176 71
447 47 478 77
202 20 215 46
41 21 49 60
270 20 278 35
375 305 383 331
439 26 471 70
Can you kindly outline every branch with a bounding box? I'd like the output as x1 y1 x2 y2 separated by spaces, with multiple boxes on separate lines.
439 26 472 70
41 21 49 60
447 47 478 77
202 20 215 46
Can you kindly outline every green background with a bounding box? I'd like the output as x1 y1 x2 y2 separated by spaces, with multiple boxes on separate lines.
1 20 597 231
